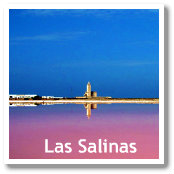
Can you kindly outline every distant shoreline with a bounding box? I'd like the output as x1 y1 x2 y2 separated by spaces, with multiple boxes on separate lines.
9 98 159 104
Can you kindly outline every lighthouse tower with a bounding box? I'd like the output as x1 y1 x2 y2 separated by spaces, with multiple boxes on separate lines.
86 82 91 98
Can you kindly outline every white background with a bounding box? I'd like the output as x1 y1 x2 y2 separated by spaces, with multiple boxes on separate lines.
0 0 173 173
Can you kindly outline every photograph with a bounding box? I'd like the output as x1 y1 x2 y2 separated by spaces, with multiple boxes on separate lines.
6 5 164 164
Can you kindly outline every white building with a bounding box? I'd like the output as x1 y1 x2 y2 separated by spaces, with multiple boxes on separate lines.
42 96 54 99
9 94 37 99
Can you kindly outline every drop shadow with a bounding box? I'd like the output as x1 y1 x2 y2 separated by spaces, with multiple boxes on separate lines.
6 7 169 169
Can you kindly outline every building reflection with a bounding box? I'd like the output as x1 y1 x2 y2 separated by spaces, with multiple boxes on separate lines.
10 102 98 119
84 103 97 119
9 82 107 119
9 82 159 119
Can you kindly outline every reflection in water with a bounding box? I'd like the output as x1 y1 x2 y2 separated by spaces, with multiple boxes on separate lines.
10 102 99 119
84 103 97 119
9 104 159 159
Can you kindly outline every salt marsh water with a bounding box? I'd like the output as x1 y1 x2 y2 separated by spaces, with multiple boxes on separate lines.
9 104 159 159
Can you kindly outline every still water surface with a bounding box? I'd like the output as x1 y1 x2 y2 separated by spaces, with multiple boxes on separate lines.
9 104 159 159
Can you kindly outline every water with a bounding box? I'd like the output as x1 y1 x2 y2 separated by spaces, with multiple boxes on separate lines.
9 104 159 159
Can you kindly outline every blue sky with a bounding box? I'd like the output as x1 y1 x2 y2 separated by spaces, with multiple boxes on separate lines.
9 9 159 98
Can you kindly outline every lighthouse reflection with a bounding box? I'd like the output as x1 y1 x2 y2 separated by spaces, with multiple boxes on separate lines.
84 103 97 119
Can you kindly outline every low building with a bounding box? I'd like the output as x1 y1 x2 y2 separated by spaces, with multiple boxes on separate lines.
42 96 54 99
9 94 37 99
91 91 97 97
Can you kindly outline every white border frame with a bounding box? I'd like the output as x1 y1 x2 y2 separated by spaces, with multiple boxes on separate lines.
4 4 164 164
